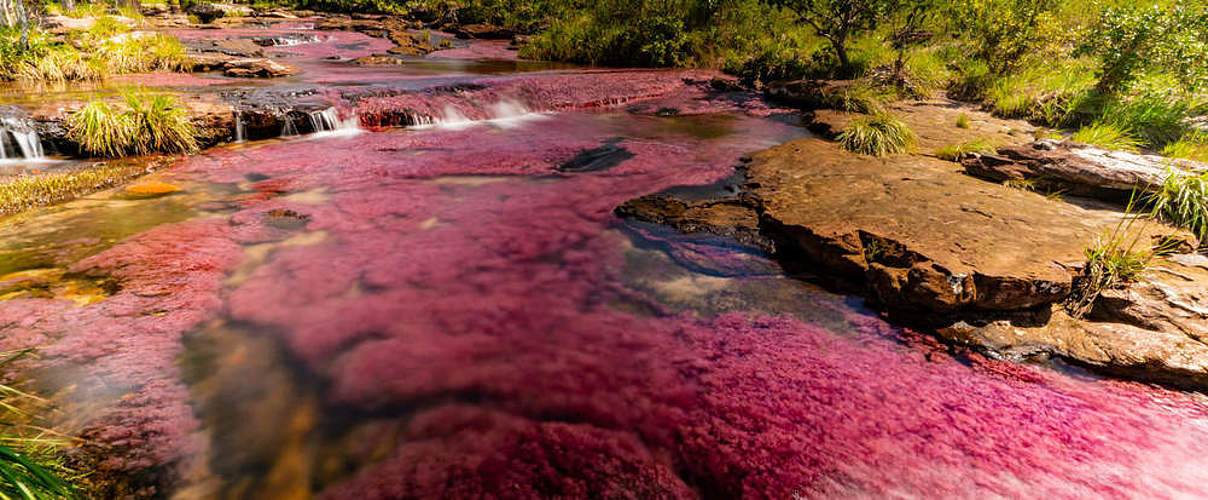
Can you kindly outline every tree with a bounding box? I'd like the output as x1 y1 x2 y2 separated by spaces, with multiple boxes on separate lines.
780 0 895 75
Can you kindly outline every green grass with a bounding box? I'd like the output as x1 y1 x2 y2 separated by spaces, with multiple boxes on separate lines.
0 350 77 499
838 112 916 157
955 113 970 129
0 23 188 83
68 90 198 158
1163 132 1208 161
1146 168 1208 242
1071 123 1142 151
1067 201 1174 317
934 138 996 161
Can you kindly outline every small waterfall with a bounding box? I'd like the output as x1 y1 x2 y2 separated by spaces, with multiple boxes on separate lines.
306 107 362 137
413 99 544 131
281 117 299 137
0 118 44 160
234 110 246 143
256 34 322 47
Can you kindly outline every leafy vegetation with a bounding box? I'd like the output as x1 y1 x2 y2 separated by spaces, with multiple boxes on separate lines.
0 350 77 499
934 138 995 161
68 90 198 157
838 112 915 156
0 162 148 215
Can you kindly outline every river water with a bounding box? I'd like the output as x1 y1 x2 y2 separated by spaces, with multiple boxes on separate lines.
0 25 1207 499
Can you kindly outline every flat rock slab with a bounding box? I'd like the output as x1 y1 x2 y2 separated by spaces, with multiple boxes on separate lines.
748 136 1186 313
223 58 298 78
964 140 1208 199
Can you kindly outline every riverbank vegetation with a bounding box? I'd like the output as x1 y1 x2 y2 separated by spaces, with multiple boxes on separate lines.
0 14 185 82
375 0 1207 160
68 89 198 157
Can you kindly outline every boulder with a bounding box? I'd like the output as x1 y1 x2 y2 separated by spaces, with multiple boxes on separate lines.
188 2 252 23
763 79 855 108
452 24 515 40
963 140 1208 199
223 58 299 78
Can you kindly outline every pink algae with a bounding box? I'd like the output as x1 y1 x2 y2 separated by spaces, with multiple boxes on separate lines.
3 67 1208 498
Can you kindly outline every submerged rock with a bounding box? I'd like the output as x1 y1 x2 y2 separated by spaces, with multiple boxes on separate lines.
122 181 183 199
223 58 299 78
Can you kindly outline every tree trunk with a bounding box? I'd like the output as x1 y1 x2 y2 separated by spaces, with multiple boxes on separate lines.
15 0 27 49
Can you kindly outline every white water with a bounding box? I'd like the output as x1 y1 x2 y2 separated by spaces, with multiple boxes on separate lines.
234 110 246 143
0 118 45 161
412 99 549 131
304 107 362 139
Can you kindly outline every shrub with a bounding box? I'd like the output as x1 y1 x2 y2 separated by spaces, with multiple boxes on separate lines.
838 112 916 156
1071 122 1141 151
934 138 996 161
68 90 197 157
1146 168 1208 241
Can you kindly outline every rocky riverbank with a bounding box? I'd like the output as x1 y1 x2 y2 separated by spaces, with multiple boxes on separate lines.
618 94 1208 387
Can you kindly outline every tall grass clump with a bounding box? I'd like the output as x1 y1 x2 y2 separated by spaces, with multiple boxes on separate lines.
0 350 77 499
934 138 996 161
68 90 197 157
1071 122 1141 151
1163 131 1208 161
1067 200 1175 317
838 112 916 157
1146 168 1208 242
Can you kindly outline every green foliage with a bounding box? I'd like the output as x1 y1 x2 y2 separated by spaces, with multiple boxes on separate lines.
1068 199 1173 317
1146 168 1208 241
955 113 970 128
934 138 995 161
68 90 198 157
0 22 188 83
1080 3 1208 94
0 350 77 499
1071 122 1141 151
945 0 1069 73
1163 131 1208 162
838 112 916 156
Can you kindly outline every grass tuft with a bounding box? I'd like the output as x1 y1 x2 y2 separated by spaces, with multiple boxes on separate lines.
838 112 916 157
1067 200 1174 317
68 90 198 158
935 138 996 161
955 113 970 129
1071 123 1142 151
1146 168 1208 242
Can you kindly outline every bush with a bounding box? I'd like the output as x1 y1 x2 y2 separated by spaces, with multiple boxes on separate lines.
68 90 198 157
838 112 916 156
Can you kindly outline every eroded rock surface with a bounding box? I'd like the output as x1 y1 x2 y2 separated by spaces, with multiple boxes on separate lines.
964 140 1208 199
620 99 1208 386
222 58 299 78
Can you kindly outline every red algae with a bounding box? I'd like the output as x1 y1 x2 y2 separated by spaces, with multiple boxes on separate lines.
4 62 1208 499
427 40 520 61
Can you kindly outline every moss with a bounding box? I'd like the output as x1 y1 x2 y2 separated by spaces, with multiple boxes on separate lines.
0 163 149 216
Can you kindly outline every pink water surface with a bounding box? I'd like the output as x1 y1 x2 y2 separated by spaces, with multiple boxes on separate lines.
2 65 1208 498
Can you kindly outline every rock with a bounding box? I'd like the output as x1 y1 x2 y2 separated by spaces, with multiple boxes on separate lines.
1090 253 1208 343
188 2 252 23
352 54 404 65
188 53 236 71
763 79 855 108
452 23 515 40
939 308 1208 387
963 140 1208 200
223 58 299 78
140 3 170 16
122 181 183 199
